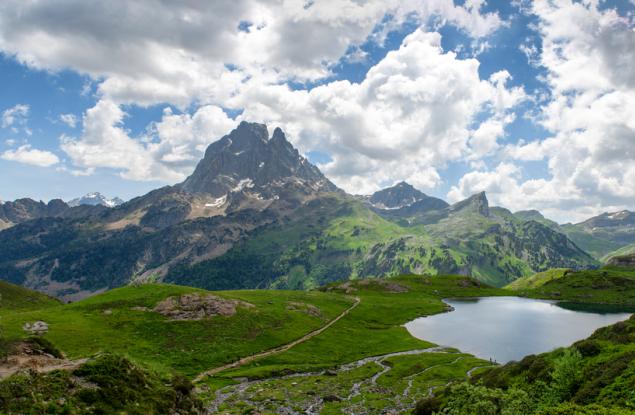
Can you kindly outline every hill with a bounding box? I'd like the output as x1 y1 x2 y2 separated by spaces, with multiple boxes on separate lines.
513 266 635 306
0 283 353 376
0 275 509 413
505 268 570 290
0 280 59 313
0 122 597 298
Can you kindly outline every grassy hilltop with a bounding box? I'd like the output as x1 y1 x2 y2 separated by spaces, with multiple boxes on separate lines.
508 266 635 306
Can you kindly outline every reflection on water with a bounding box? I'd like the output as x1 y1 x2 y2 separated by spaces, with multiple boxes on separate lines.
405 296 632 363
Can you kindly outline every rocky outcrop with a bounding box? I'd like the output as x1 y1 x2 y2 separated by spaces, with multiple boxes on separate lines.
153 293 254 320
608 253 635 268
23 321 49 335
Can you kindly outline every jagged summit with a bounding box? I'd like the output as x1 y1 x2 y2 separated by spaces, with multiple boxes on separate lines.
449 191 489 216
369 181 426 209
179 122 337 197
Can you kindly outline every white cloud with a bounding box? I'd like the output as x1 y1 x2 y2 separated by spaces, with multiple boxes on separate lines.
60 100 236 181
0 0 504 108
231 29 524 194
1 104 29 128
452 1 635 222
59 113 78 128
1 144 59 167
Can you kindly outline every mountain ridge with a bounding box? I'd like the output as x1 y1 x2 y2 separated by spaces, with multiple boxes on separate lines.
0 122 600 299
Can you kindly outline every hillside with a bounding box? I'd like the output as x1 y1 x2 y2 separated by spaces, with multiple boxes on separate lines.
0 280 60 314
513 266 635 306
0 275 509 414
0 122 597 298
505 268 570 290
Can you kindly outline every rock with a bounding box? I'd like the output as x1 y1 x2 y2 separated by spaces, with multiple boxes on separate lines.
322 394 341 402
102 309 113 315
23 321 49 335
153 293 254 320
286 302 322 318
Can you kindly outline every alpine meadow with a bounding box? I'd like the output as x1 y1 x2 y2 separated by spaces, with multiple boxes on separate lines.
0 1 634 414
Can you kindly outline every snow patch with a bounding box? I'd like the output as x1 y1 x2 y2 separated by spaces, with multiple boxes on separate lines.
205 195 227 208
231 178 254 192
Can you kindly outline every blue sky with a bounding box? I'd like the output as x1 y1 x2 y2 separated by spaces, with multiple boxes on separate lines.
0 0 633 222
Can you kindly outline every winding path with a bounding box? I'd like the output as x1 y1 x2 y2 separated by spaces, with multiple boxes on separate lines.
194 296 361 382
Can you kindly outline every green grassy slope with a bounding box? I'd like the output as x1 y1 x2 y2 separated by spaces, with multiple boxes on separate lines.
167 196 596 291
603 244 635 263
0 283 353 376
0 280 60 314
517 266 635 306
205 275 506 381
505 268 570 290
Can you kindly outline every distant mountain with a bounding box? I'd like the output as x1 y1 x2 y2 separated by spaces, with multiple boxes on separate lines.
68 192 124 208
560 210 635 259
0 198 105 231
0 122 599 299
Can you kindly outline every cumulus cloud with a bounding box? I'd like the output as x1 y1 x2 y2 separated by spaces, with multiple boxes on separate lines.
1 104 29 129
1 144 59 167
0 0 504 108
60 100 236 181
230 29 524 193
452 0 635 222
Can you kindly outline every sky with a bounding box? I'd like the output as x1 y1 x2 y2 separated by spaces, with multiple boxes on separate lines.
0 0 633 223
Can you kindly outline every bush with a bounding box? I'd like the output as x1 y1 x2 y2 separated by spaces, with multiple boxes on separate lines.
574 339 601 357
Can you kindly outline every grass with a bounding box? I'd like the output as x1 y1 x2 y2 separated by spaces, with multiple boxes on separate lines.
603 244 635 263
505 268 570 290
0 280 60 315
517 266 635 306
205 275 507 382
0 283 353 376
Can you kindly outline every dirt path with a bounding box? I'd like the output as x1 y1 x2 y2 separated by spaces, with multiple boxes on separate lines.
194 296 361 382
0 355 89 379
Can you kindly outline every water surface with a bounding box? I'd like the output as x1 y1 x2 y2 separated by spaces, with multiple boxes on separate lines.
405 296 632 363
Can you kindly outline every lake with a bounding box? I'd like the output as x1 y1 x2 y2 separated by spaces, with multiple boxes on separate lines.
405 296 633 363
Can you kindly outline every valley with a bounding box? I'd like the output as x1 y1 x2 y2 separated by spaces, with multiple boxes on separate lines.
2 265 635 413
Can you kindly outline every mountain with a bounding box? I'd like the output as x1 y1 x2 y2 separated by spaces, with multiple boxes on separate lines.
0 122 598 299
0 198 107 231
68 192 124 208
181 122 337 197
560 210 635 259
369 181 444 210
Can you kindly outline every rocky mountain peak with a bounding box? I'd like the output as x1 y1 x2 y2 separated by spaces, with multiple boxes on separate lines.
179 122 337 198
449 191 490 217
369 181 426 209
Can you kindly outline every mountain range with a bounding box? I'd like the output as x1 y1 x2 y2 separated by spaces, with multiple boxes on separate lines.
0 122 630 300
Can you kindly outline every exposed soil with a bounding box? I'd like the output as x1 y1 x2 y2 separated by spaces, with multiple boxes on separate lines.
0 342 87 379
